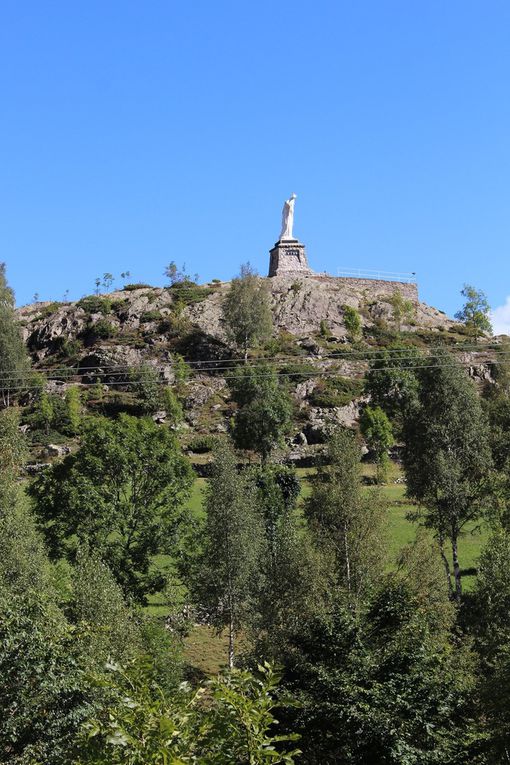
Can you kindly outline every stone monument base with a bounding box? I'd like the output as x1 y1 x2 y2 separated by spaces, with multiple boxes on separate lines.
268 239 312 277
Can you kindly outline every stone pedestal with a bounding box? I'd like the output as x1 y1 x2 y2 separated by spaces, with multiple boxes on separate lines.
268 239 312 277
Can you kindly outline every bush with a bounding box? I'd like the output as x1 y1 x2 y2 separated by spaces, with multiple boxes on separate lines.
319 319 332 339
83 319 118 343
343 304 362 342
38 301 63 318
122 283 152 291
187 434 218 453
77 296 112 315
168 281 213 306
140 310 163 323
53 336 82 359
309 376 363 408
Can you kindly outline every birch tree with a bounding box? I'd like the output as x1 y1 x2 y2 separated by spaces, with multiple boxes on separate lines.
222 263 273 361
189 441 263 668
403 349 493 599
305 428 387 607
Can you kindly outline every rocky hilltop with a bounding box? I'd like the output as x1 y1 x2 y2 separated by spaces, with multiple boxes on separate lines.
16 274 494 460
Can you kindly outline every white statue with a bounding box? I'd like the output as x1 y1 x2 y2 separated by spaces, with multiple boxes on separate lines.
280 193 297 240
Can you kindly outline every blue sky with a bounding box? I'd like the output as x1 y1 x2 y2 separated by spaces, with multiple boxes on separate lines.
2 1 510 330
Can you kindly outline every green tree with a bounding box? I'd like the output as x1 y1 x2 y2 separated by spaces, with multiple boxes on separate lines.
129 364 161 415
454 283 492 337
251 465 323 658
37 390 54 434
403 350 493 598
281 576 473 765
305 428 387 606
162 386 183 426
0 263 30 406
188 441 263 667
389 290 416 332
30 414 193 601
230 364 292 461
360 405 394 483
64 385 82 435
342 304 362 343
222 263 273 361
472 531 510 761
364 345 422 434
69 548 142 667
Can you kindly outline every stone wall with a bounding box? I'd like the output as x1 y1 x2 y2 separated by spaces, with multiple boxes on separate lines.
309 275 419 302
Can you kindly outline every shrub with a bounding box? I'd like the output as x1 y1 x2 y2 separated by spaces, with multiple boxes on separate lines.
187 434 218 453
77 296 112 315
168 281 213 306
53 336 82 358
140 310 163 323
319 319 332 339
309 376 363 408
84 319 118 342
122 283 152 291
39 301 63 318
343 305 362 342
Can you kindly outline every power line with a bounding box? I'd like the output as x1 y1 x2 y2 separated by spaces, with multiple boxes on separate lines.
1 358 508 395
0 342 507 381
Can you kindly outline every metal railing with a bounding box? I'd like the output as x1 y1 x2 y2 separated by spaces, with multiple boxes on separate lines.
335 268 417 283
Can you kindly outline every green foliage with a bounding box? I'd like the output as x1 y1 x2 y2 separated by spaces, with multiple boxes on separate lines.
188 433 218 453
129 364 162 415
308 375 363 408
360 405 394 483
403 349 493 598
389 290 416 332
342 304 362 342
230 364 292 460
222 263 273 359
77 296 112 315
75 659 300 764
54 335 82 359
140 309 163 323
38 300 63 318
306 428 387 605
187 441 263 667
319 319 331 338
38 390 54 434
64 386 82 435
69 549 142 667
162 386 183 426
84 318 118 342
251 465 322 657
122 282 152 291
454 283 492 337
0 596 89 765
364 344 422 431
30 414 193 601
0 263 31 405
282 578 473 765
0 407 27 484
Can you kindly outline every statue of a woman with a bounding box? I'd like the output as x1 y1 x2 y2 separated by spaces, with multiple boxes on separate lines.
280 193 297 240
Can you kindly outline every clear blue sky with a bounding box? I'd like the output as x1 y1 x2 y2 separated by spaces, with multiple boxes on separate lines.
2 1 510 328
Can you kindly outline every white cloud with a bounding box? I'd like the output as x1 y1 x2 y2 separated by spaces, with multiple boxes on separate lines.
491 296 510 336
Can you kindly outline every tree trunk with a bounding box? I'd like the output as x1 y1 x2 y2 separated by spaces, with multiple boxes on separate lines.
451 532 462 599
228 617 235 669
343 523 351 594
438 533 453 598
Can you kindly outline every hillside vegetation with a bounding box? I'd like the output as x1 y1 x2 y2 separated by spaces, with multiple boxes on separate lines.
3 264 510 763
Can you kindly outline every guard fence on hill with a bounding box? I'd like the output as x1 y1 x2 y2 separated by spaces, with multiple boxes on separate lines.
333 268 417 283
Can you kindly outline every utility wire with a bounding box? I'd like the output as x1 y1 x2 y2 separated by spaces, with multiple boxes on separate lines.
1 358 508 395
